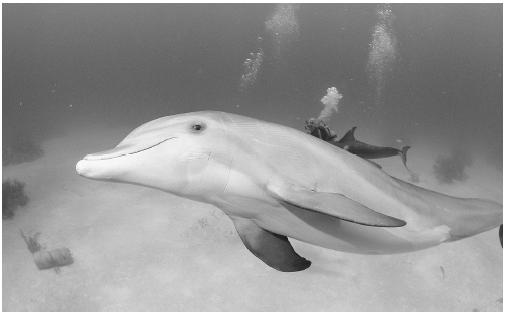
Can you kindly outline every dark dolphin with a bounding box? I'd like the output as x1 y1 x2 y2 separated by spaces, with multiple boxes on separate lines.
304 120 415 177
334 127 410 169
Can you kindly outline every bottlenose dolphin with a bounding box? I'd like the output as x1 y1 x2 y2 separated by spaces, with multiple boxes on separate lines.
336 126 409 162
76 111 502 272
305 120 411 171
335 127 420 181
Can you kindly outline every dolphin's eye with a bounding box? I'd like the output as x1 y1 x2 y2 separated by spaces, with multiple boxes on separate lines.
191 122 206 132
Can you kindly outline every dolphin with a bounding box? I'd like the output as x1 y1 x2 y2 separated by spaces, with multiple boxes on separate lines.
333 127 421 181
335 126 410 167
304 120 411 171
76 111 502 272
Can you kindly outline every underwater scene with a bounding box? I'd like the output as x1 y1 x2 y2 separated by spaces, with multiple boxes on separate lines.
2 3 503 311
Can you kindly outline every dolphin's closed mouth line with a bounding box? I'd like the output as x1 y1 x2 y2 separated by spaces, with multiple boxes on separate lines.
86 137 176 160
128 137 176 155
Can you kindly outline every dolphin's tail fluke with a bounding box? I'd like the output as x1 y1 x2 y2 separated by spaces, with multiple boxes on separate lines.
399 146 419 182
400 146 410 169
500 224 503 247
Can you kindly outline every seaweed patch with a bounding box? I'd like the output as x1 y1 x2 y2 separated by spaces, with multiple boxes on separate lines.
3 134 44 166
3 180 29 219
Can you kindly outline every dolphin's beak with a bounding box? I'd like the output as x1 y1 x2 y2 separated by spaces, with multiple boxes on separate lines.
76 145 128 179
76 137 176 180
75 159 90 177
81 147 129 161
76 146 131 179
76 158 116 180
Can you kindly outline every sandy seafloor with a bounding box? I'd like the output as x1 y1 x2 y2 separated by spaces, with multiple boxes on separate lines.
2 125 503 311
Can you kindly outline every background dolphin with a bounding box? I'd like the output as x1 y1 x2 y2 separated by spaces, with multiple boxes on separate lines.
336 126 411 169
77 111 502 272
305 119 411 171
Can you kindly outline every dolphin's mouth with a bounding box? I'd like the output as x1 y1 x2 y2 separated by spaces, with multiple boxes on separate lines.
83 137 176 161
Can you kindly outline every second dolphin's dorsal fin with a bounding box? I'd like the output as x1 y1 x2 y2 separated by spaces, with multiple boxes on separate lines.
339 126 357 143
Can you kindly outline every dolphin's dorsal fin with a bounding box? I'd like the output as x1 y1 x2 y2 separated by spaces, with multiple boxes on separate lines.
229 216 311 272
267 183 406 227
339 126 357 143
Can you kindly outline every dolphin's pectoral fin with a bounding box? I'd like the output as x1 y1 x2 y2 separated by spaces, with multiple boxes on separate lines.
229 216 311 272
268 183 406 227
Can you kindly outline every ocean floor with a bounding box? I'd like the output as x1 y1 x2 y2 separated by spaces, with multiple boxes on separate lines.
2 126 503 311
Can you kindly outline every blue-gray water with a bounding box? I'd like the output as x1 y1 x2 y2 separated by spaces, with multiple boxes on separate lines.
3 4 502 311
